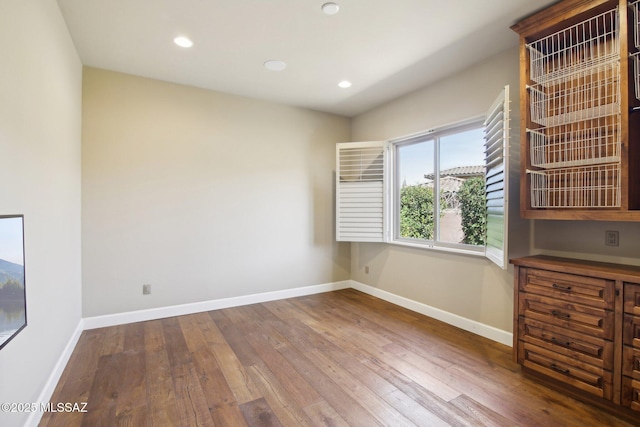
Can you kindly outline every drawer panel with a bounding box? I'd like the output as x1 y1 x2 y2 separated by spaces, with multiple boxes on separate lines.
520 318 612 369
623 314 640 348
519 341 612 400
625 283 640 316
520 293 614 340
522 268 614 309
623 346 640 380
622 377 640 412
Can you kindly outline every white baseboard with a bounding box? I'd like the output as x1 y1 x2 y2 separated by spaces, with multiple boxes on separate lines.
348 280 513 347
30 279 511 427
24 319 84 427
83 280 352 330
83 279 512 346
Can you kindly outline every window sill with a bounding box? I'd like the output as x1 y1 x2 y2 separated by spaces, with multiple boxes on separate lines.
389 239 485 258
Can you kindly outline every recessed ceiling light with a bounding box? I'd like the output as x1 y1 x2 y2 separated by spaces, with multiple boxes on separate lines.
174 36 193 48
321 2 340 15
264 60 287 71
338 80 352 88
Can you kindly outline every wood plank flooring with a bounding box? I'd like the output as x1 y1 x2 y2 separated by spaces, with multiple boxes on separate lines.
40 289 635 426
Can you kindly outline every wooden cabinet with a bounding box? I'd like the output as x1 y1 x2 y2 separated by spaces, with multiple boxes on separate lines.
511 0 640 221
623 283 640 409
512 255 640 418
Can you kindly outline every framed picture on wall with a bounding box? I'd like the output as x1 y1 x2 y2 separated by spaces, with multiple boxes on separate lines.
0 215 26 350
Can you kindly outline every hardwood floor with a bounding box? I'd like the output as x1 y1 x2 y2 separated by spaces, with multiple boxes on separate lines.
40 289 635 426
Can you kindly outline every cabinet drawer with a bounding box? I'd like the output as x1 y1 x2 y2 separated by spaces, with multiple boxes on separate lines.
622 377 640 412
623 346 640 380
623 314 640 348
519 341 612 400
520 293 614 340
520 318 612 369
522 268 614 309
625 283 640 316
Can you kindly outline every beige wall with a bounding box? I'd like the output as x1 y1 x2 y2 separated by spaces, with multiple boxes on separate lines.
351 48 524 333
533 220 640 265
81 68 351 317
0 0 82 426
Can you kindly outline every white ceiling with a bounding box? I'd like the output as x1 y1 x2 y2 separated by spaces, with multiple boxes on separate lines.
56 0 558 117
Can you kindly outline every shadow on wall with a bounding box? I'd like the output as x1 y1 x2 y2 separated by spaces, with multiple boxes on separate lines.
353 242 389 285
308 127 351 279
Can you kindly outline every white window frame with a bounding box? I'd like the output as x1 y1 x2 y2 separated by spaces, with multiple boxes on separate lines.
390 118 486 256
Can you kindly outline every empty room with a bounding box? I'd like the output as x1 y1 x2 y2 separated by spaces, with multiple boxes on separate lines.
2 0 640 426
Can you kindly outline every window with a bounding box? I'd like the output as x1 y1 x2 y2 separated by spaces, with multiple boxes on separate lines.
336 86 510 268
394 123 486 251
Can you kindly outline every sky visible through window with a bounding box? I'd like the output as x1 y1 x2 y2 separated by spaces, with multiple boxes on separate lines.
0 217 24 265
399 127 485 185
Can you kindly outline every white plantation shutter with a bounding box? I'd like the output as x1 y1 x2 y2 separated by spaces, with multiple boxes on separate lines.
484 86 510 269
336 141 388 242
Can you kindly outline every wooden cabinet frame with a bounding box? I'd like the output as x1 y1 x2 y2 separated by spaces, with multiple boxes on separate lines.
512 0 640 221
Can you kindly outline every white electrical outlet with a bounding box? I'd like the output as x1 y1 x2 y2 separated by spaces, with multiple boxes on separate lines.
143 284 151 295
